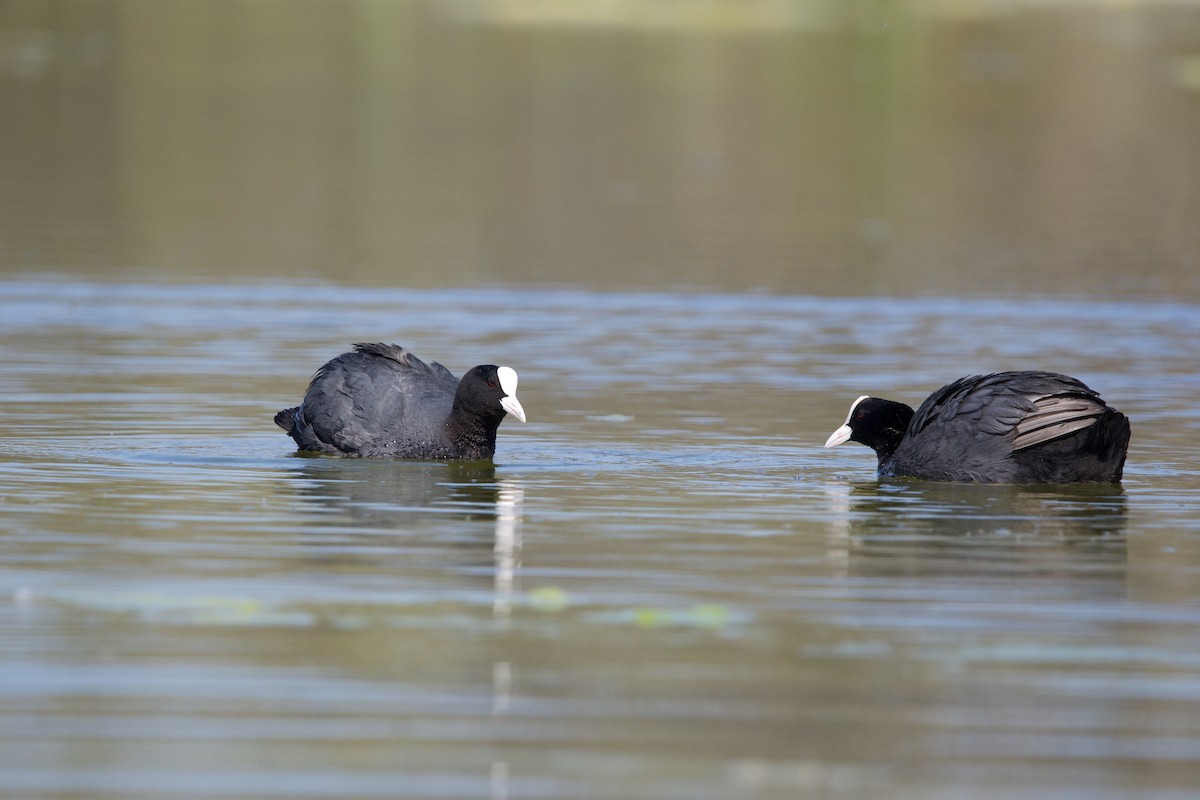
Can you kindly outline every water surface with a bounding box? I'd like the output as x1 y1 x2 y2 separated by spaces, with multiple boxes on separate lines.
1 278 1198 799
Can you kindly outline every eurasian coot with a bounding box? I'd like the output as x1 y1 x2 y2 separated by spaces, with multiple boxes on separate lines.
275 343 526 459
824 371 1130 483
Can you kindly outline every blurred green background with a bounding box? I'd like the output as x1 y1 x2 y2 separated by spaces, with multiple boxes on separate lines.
2 0 1198 297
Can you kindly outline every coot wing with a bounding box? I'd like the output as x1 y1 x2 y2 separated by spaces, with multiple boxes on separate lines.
1010 388 1107 451
302 343 460 455
908 371 1106 453
907 374 1028 437
895 374 1033 479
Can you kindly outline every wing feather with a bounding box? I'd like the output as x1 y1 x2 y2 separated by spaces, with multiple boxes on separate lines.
1011 394 1104 451
300 343 461 454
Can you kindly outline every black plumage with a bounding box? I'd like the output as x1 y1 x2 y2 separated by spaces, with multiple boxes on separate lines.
275 343 526 459
825 371 1130 483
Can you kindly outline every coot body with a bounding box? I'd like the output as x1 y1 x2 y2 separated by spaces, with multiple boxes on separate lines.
275 343 526 459
825 371 1129 483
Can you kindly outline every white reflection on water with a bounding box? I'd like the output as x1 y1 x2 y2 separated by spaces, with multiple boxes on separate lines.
493 479 524 626
821 481 853 578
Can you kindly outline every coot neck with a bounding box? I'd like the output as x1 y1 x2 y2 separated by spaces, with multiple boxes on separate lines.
861 400 915 467
446 400 501 460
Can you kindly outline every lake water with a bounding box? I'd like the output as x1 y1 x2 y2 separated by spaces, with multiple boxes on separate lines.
0 278 1198 799
3 1 1200 798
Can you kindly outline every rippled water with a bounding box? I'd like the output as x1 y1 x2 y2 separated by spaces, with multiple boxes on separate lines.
1 277 1198 799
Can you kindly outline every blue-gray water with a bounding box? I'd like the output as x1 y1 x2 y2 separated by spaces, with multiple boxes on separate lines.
1 278 1198 799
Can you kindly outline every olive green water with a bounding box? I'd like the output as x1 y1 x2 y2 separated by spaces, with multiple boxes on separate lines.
2 3 1199 799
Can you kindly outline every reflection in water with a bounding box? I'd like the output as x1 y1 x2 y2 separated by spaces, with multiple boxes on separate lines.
492 479 524 626
491 479 523 800
844 481 1127 538
286 458 502 527
280 457 526 800
279 459 526 599
823 481 1128 585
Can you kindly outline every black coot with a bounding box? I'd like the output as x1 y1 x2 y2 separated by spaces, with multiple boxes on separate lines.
824 371 1130 483
275 343 526 459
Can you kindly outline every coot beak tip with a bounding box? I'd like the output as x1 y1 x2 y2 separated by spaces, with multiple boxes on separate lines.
824 424 852 448
501 395 527 423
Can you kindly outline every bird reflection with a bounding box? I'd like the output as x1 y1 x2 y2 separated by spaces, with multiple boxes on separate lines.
280 459 526 605
275 459 526 720
287 457 502 527
823 480 1128 586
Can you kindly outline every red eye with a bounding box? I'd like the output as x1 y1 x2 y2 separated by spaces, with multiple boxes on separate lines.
487 380 497 388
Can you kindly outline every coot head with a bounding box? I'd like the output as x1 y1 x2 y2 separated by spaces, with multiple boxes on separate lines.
824 395 914 462
455 364 527 424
